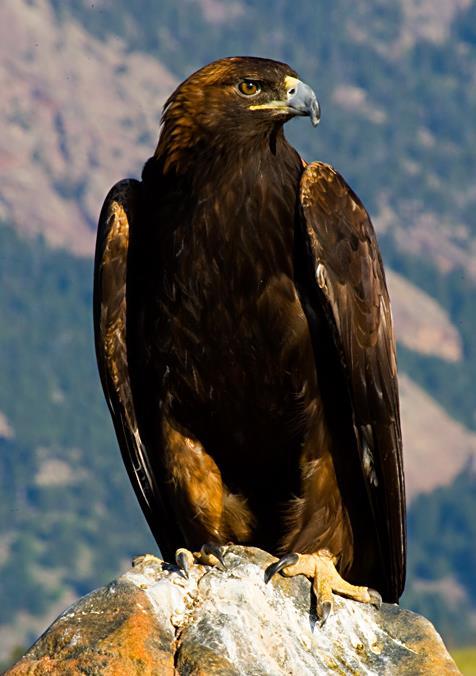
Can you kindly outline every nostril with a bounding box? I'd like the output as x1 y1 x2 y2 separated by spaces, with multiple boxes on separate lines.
288 88 296 96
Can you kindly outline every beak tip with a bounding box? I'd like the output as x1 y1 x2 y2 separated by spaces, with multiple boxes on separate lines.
310 101 321 128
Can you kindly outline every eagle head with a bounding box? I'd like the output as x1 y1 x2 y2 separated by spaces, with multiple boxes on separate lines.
155 56 320 173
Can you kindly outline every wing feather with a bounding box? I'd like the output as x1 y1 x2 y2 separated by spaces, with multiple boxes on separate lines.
299 162 406 601
93 179 171 554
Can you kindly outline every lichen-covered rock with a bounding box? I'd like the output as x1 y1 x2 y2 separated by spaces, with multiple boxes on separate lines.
7 546 460 675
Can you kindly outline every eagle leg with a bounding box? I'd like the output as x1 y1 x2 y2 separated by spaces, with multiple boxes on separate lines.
264 549 382 624
175 543 227 579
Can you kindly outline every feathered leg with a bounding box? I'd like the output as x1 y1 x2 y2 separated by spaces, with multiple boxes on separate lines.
270 401 382 622
161 418 252 576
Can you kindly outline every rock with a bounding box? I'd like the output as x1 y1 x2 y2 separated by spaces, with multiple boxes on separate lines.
7 546 460 675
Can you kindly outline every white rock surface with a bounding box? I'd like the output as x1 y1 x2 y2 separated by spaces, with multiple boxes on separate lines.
9 546 461 675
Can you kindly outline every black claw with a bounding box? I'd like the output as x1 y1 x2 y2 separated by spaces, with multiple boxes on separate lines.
368 588 382 609
319 601 332 626
264 553 299 584
175 551 190 579
203 543 227 569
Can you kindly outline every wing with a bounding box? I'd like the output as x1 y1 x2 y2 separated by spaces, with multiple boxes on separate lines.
93 179 173 556
298 162 406 601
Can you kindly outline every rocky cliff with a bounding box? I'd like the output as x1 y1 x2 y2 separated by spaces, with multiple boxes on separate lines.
7 546 459 675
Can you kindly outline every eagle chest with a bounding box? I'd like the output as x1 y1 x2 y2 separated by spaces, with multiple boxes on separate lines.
153 168 311 412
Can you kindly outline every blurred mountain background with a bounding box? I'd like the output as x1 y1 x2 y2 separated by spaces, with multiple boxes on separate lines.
1 0 475 663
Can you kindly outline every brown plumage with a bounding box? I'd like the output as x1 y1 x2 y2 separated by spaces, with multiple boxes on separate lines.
94 56 406 603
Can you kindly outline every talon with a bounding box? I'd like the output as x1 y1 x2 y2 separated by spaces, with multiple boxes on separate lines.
319 600 332 626
368 588 382 609
202 543 227 569
264 553 299 584
175 548 192 578
266 550 383 620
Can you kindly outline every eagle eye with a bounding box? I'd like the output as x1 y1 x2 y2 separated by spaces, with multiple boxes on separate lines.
237 80 261 96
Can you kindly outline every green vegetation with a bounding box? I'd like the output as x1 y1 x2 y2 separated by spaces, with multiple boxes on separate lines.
452 647 476 676
403 467 476 646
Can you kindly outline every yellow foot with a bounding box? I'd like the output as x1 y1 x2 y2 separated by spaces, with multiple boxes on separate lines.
264 550 382 624
175 544 227 578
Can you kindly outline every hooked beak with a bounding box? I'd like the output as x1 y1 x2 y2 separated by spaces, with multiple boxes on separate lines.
285 77 321 127
249 76 320 127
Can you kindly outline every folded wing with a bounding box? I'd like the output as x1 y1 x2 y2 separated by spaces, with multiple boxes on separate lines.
93 179 171 556
299 162 406 601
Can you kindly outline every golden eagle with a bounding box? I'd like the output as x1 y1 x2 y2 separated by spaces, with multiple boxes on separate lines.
94 56 406 619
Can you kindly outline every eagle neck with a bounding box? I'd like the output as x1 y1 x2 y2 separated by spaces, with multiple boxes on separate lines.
158 129 300 273
153 124 298 190
142 127 303 275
